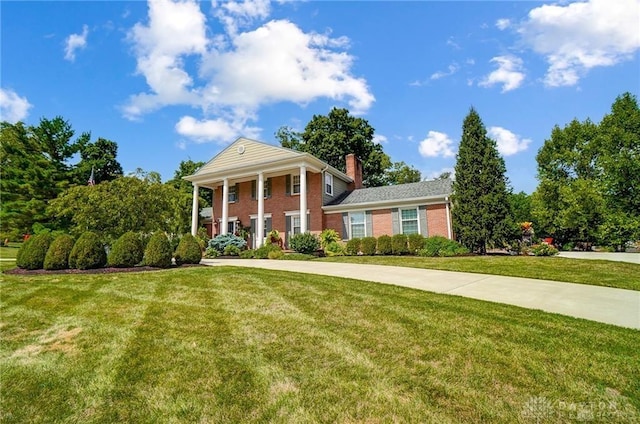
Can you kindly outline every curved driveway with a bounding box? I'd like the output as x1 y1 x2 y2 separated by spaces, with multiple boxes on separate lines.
202 259 640 330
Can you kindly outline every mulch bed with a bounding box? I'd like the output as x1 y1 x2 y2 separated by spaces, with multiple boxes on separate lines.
4 263 206 275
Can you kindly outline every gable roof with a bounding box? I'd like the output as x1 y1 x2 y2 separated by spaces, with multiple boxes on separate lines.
325 178 453 209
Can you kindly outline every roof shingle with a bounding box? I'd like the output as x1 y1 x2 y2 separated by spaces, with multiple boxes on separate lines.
326 178 453 206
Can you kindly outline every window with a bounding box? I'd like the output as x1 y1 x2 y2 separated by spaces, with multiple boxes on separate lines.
325 173 334 196
292 215 301 235
225 219 238 235
349 212 366 239
264 178 271 198
252 178 271 199
292 175 301 195
228 185 237 203
400 208 419 235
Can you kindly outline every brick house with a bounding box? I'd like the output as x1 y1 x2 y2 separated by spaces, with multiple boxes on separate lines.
185 137 453 248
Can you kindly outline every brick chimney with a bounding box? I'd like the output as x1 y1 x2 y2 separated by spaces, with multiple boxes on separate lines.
345 153 363 190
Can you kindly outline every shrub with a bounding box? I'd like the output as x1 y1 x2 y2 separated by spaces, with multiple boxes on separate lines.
44 234 75 270
289 232 320 254
107 232 144 268
69 232 107 270
253 243 281 259
174 234 202 265
391 234 408 255
209 234 246 253
419 236 469 257
531 244 559 256
360 237 377 256
16 233 53 270
196 227 210 251
376 235 392 255
325 241 346 256
239 249 255 259
223 245 241 256
143 233 173 268
407 234 425 254
345 238 361 255
268 249 284 260
204 247 220 258
319 229 340 248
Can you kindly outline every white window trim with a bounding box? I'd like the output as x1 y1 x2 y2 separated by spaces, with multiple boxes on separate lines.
228 185 237 203
291 174 301 195
348 211 366 239
325 173 334 196
220 216 239 234
400 207 420 235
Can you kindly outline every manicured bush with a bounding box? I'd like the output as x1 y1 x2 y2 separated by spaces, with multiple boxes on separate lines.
324 241 346 256
209 234 247 253
319 229 340 248
204 247 220 258
16 233 53 270
239 249 255 259
391 234 408 255
107 232 144 268
407 234 425 254
289 232 320 254
531 244 559 256
253 243 281 259
419 236 469 257
174 234 202 265
143 233 173 268
345 238 361 255
196 227 210 251
223 245 241 256
360 237 377 256
376 235 392 255
268 249 284 260
69 232 107 270
44 234 75 270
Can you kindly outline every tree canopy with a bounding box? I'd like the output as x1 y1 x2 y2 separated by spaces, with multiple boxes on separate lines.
452 108 514 254
276 108 391 187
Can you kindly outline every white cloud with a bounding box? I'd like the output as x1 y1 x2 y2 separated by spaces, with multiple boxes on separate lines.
373 134 388 144
0 88 32 123
430 63 459 80
519 0 640 87
488 126 531 156
496 19 511 30
175 115 260 143
64 24 89 61
479 55 525 92
418 131 455 158
425 167 455 181
125 0 374 143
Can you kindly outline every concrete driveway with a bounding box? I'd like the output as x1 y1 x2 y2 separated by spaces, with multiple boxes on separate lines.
558 251 640 264
202 259 640 330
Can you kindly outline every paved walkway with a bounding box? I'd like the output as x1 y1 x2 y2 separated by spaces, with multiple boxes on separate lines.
201 259 640 330
558 251 640 264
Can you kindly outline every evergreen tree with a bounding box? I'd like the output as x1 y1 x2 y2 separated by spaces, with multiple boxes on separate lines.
452 108 513 254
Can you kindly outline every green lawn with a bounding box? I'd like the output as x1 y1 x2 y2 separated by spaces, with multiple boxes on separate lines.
1 267 638 423
0 243 21 260
319 255 640 291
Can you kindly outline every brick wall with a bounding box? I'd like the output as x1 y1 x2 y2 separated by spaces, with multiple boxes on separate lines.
371 209 393 237
426 204 450 237
323 213 345 239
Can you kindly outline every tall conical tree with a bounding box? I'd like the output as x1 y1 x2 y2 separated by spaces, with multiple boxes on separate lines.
452 108 514 254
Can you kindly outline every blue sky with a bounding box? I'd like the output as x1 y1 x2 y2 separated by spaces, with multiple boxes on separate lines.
2 0 639 194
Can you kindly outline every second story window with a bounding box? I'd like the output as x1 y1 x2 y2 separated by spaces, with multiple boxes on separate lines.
292 175 301 195
228 185 237 203
325 173 334 196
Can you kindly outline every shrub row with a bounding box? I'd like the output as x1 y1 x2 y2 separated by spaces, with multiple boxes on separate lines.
16 231 203 271
338 234 469 257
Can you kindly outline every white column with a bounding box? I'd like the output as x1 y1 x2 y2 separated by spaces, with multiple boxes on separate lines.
299 165 307 234
191 184 199 236
445 197 452 239
257 172 264 248
221 178 229 235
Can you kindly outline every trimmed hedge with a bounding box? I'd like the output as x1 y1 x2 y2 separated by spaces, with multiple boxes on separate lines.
143 233 173 268
360 237 377 256
408 234 426 254
289 232 320 255
174 234 202 265
16 234 53 270
44 234 75 270
108 232 144 268
391 234 409 255
419 236 469 257
377 235 392 255
253 243 281 259
69 232 107 270
345 238 361 256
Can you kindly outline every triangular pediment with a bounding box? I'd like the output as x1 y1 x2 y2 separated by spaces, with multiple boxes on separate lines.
194 138 305 176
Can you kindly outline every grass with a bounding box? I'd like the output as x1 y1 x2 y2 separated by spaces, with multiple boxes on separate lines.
1 267 639 423
319 255 640 291
0 243 21 260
